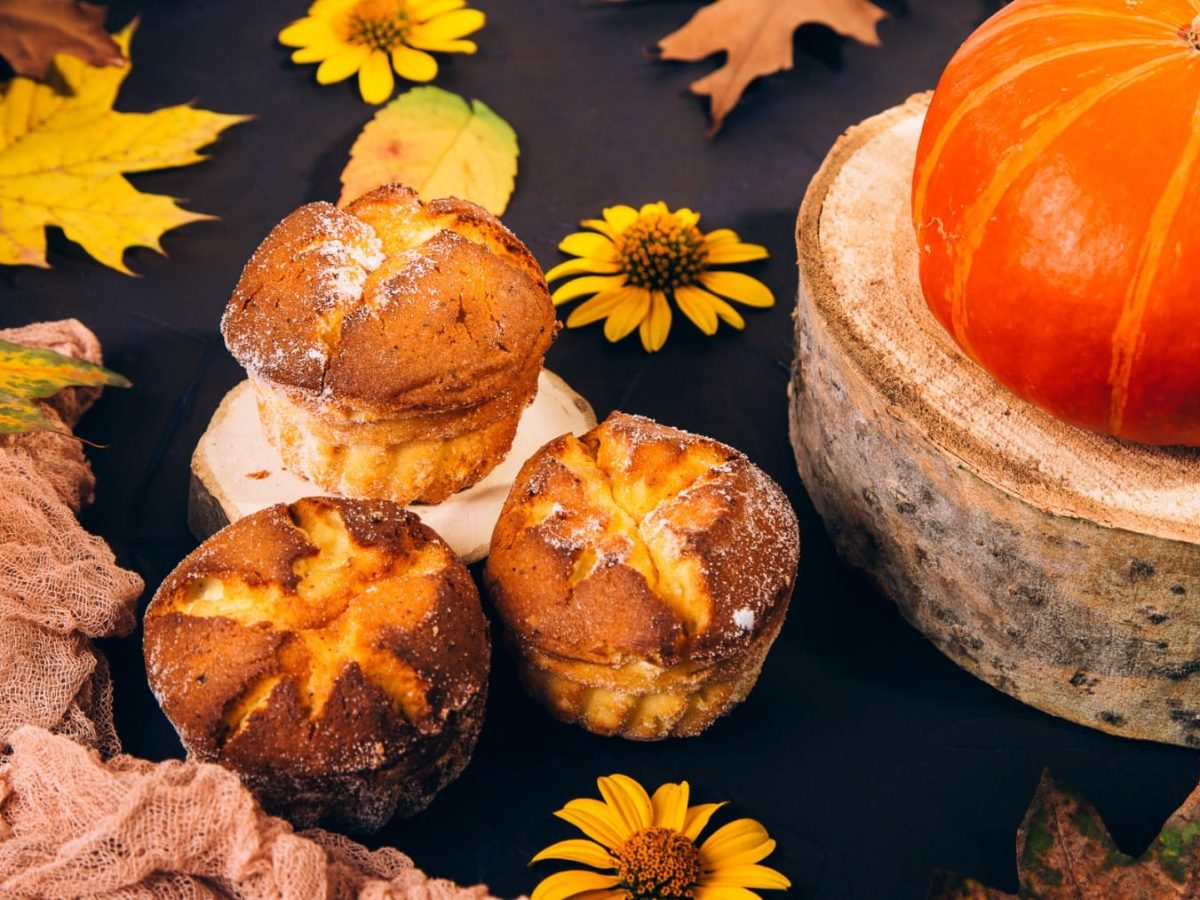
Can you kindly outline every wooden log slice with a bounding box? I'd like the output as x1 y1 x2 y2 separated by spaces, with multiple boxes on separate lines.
789 93 1200 747
190 369 596 564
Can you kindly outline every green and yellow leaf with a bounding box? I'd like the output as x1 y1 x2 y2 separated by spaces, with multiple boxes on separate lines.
339 85 518 215
0 23 250 273
0 338 129 434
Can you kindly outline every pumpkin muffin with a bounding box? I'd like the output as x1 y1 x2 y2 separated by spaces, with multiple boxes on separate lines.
485 412 799 739
144 496 490 831
221 184 557 504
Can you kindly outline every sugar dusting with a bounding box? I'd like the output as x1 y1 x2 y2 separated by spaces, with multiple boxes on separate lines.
145 498 489 830
297 233 385 313
520 413 800 657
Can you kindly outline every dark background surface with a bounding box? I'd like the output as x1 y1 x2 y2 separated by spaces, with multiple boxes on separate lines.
3 0 1198 896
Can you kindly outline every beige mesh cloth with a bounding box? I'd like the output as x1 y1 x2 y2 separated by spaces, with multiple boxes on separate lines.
0 726 496 900
0 321 500 899
0 320 143 756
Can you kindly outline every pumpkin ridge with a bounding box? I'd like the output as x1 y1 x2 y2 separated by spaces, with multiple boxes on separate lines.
1106 83 1200 435
958 2 1179 64
946 51 1185 355
912 36 1179 227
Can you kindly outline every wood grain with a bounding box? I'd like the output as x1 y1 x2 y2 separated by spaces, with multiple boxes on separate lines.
789 94 1200 747
190 370 596 563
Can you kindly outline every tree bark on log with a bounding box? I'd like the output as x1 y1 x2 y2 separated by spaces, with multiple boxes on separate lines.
789 94 1200 747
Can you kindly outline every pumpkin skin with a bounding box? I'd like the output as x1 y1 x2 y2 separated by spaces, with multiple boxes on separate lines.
912 0 1200 445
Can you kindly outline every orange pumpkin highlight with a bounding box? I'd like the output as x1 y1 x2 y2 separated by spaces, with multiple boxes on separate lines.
912 0 1200 445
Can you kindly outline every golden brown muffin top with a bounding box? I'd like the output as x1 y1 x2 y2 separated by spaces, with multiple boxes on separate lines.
486 412 800 668
221 184 557 413
144 496 489 777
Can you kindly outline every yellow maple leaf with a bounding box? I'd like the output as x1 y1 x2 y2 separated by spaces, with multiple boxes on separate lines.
0 23 249 273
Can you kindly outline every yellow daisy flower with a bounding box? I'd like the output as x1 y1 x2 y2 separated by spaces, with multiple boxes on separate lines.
531 774 790 900
279 0 485 104
546 202 773 353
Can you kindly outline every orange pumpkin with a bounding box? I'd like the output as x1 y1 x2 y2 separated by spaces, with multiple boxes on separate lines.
912 0 1200 445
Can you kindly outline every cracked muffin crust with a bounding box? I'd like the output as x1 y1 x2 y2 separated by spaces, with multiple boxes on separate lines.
484 412 800 739
143 496 490 831
221 183 558 504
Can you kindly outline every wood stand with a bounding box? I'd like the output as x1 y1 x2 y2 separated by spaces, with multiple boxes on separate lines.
190 370 596 564
789 94 1200 747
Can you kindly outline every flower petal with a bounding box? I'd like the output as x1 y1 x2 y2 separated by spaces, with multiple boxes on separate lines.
411 0 467 20
579 218 617 240
556 798 629 849
316 44 371 84
530 838 616 868
602 204 638 234
705 241 769 264
706 837 777 868
531 870 620 900
706 293 746 329
418 38 478 53
292 42 340 63
699 271 774 308
597 775 653 834
566 287 639 327
639 290 672 352
310 0 355 16
702 864 791 891
703 228 741 246
545 257 622 282
674 285 719 335
651 781 690 832
683 802 728 841
552 274 626 306
700 819 773 866
694 886 764 900
558 231 618 262
279 17 334 47
603 290 651 342
391 45 438 82
409 9 486 46
358 51 395 104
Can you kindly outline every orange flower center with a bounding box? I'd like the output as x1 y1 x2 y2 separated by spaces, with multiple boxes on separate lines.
343 0 411 50
616 213 708 292
615 827 701 900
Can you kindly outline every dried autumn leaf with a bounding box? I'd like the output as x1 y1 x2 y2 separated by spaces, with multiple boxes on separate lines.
0 0 123 80
0 338 129 434
927 871 1013 899
339 86 518 215
929 770 1200 899
658 0 887 134
0 23 249 273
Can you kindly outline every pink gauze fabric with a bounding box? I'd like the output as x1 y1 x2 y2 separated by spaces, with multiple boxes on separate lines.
0 726 497 900
0 319 142 757
0 321 501 900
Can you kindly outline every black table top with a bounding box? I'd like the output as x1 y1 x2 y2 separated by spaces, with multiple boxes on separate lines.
3 1 1197 897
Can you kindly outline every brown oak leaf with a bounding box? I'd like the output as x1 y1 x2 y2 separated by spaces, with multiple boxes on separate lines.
0 0 123 80
929 770 1200 899
657 0 887 134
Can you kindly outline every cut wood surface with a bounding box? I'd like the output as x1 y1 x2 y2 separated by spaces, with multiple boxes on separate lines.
789 93 1200 747
190 369 596 564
